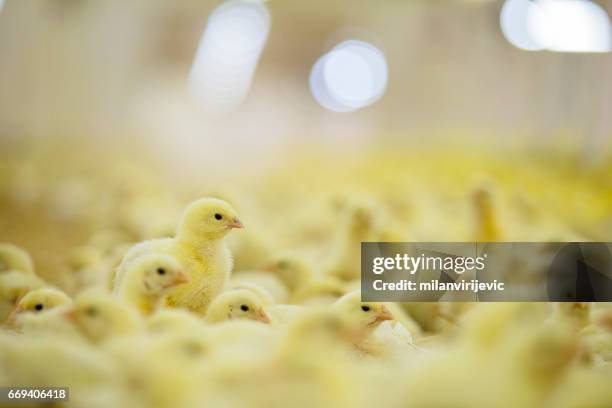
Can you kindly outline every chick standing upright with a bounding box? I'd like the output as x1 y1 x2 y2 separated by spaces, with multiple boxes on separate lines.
117 198 243 314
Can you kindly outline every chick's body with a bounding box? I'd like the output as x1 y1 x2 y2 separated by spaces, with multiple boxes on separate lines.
117 198 243 314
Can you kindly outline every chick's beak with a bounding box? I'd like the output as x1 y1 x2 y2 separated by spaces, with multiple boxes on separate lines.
227 218 244 229
256 308 271 324
376 306 394 322
173 270 191 285
63 307 77 321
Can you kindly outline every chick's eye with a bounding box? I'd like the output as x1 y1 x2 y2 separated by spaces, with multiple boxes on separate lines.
157 268 166 275
240 304 249 312
361 305 371 312
214 213 223 220
34 304 44 311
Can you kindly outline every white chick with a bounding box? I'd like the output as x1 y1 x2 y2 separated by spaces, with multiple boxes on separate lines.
113 253 190 314
117 198 244 314
205 289 271 324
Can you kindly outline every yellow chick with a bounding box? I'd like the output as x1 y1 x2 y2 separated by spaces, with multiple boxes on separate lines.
66 290 143 343
265 252 316 294
146 308 206 334
205 289 271 324
117 198 244 314
324 198 383 281
292 275 348 306
231 270 289 303
266 303 307 326
332 291 399 356
6 287 72 326
549 302 591 330
65 245 106 293
113 253 190 314
0 243 34 274
0 334 116 389
471 183 501 241
105 331 210 408
0 271 46 322
277 308 363 366
578 307 612 365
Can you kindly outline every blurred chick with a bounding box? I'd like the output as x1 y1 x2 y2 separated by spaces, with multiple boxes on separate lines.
0 243 34 274
324 198 384 281
5 287 72 326
0 334 116 389
333 291 416 358
66 290 143 343
230 270 289 303
265 251 316 294
0 271 46 322
292 275 348 306
205 288 271 324
113 253 190 314
471 183 501 241
117 198 244 314
146 308 205 334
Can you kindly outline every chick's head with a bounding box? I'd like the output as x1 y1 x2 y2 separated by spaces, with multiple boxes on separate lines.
334 291 393 332
14 288 72 315
0 271 45 307
206 289 271 324
267 253 313 292
135 254 189 295
68 291 141 342
177 198 243 241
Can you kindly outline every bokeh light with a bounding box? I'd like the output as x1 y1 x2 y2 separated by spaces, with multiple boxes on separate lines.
528 0 612 53
310 40 388 112
500 0 543 51
189 0 270 114
501 0 612 53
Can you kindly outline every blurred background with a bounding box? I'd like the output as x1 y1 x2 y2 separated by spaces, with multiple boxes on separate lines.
1 0 611 168
0 0 611 281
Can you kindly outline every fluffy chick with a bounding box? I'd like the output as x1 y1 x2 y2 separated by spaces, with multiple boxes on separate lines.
106 331 211 408
6 287 72 326
0 334 116 389
333 291 413 357
0 271 46 322
0 243 34 274
146 308 205 334
66 290 143 343
205 289 271 324
230 270 289 303
292 275 348 306
265 252 315 294
324 198 383 281
114 254 190 314
117 198 243 314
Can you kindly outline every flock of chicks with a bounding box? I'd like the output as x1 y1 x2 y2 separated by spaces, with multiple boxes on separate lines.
0 144 611 408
